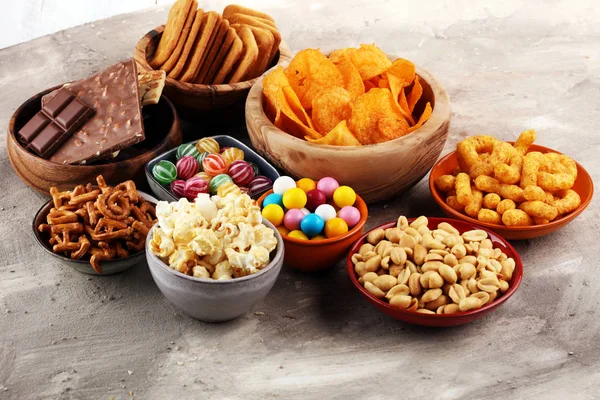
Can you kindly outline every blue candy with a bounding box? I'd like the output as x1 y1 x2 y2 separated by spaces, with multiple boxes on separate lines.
300 213 325 237
263 193 284 208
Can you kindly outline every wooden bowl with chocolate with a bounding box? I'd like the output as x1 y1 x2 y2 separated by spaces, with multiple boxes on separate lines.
7 59 182 194
134 1 292 119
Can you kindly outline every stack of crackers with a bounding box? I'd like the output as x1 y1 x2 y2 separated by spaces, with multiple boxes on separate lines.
150 1 281 85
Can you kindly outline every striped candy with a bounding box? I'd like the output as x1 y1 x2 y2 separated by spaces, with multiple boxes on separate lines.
176 156 199 180
195 137 220 154
217 181 241 198
202 153 227 176
152 160 177 185
176 143 200 160
184 177 209 201
197 151 209 167
195 171 212 183
222 147 244 165
209 174 233 195
249 176 273 196
228 160 254 186
170 179 186 198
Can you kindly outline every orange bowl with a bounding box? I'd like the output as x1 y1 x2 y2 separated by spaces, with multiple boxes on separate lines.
429 143 593 240
347 217 523 327
257 190 368 271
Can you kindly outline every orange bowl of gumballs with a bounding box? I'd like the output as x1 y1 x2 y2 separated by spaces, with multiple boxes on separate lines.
429 130 593 240
257 176 368 271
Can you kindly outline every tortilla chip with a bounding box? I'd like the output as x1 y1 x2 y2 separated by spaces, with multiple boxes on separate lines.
306 120 361 146
408 102 432 133
407 75 423 113
335 60 364 101
311 87 352 134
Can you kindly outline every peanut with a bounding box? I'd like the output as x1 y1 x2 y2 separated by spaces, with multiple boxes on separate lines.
364 281 385 298
367 229 385 245
386 284 410 299
459 297 481 312
389 295 412 309
421 288 443 303
397 268 411 285
439 264 458 284
409 273 422 296
413 244 427 265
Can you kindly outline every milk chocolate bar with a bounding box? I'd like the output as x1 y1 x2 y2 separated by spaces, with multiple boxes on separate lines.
18 88 94 158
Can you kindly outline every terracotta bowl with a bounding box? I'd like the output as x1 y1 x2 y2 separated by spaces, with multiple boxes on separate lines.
245 63 451 204
134 25 292 119
347 217 523 327
7 86 182 195
257 189 368 271
429 144 594 240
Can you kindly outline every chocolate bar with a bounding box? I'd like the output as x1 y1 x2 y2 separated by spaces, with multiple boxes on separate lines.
42 59 144 165
18 88 94 158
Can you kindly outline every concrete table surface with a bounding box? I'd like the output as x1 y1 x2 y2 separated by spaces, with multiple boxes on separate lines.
0 1 599 399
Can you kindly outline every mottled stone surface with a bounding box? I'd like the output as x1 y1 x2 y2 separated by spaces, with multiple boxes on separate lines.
0 1 599 399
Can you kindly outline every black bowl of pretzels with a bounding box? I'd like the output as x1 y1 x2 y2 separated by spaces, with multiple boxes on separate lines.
33 175 159 275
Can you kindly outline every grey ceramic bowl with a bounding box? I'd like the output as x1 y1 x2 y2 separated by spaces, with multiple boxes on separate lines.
145 219 284 322
33 191 158 275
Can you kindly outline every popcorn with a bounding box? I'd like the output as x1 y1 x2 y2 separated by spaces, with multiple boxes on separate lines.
150 193 277 279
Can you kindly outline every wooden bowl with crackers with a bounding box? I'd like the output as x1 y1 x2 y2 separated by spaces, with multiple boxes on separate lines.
134 1 292 119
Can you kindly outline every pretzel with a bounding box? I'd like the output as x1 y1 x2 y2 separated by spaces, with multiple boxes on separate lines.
69 189 100 206
90 242 116 273
50 187 71 209
96 189 131 220
115 180 140 204
71 236 91 259
86 201 99 227
132 220 150 236
96 175 111 193
47 209 78 225
126 233 145 253
116 242 129 259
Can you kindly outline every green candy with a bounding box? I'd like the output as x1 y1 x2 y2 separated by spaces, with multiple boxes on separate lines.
197 152 210 169
152 160 177 185
209 174 233 194
176 143 200 160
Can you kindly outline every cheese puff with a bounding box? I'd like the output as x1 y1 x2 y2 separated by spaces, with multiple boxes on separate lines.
478 209 501 224
543 153 577 178
523 185 547 202
551 189 581 215
545 192 555 203
520 152 544 188
513 129 536 155
435 175 456 192
496 199 516 216
475 175 524 202
537 171 575 192
519 201 559 221
502 209 533 226
455 173 473 206
456 135 499 172
533 218 550 225
446 196 464 212
469 142 515 178
482 193 501 209
494 154 522 184
499 184 525 203
464 188 483 218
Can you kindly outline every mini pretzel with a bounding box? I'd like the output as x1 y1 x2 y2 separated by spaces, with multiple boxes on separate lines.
126 233 145 253
96 189 131 220
69 189 100 206
115 180 140 204
50 222 84 236
116 242 129 259
71 236 91 259
90 218 133 241
90 241 116 273
50 187 71 209
132 204 155 228
96 175 110 193
132 220 150 236
47 210 78 225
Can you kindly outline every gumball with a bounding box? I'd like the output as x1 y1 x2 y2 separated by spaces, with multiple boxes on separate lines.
152 160 177 185
263 193 283 208
300 208 310 216
195 171 211 183
273 176 296 195
262 204 284 226
249 176 273 196
195 137 220 154
305 189 327 211
282 188 307 209
222 147 244 165
209 174 233 195
248 162 260 177
296 178 317 193
317 177 340 199
315 204 337 222
338 206 361 228
311 234 327 241
284 209 305 231
170 179 186 198
288 230 309 240
176 156 199 180
333 186 356 208
176 143 200 160
300 213 325 237
324 218 348 238
217 181 241 197
202 153 227 176
277 225 290 237
184 177 208 201
228 160 254 186
197 151 209 166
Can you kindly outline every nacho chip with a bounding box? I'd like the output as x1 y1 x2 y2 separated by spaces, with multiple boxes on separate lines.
386 58 416 85
335 60 364 101
347 88 406 145
377 117 410 141
285 49 343 110
306 120 361 146
312 87 352 134
408 102 432 133
407 75 423 113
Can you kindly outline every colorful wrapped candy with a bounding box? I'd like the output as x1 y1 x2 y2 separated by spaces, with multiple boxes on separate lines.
170 180 186 198
152 160 177 185
249 176 273 196
195 137 220 154
176 143 200 160
202 154 228 177
209 174 233 195
217 181 241 197
184 177 209 201
228 160 255 186
222 147 244 165
176 156 200 180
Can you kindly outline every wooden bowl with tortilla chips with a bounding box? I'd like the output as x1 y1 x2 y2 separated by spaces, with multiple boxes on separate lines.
245 46 451 203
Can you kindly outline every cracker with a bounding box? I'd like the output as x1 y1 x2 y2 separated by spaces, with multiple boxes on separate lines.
226 12 276 28
212 32 243 84
227 26 259 83
158 0 197 74
151 0 195 68
192 13 224 82
222 4 275 22
194 19 230 84
232 24 273 80
224 13 280 63
205 28 238 84
166 8 204 79
179 11 220 83
138 70 166 106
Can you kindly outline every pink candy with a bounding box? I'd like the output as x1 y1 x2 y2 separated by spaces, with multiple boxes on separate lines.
170 179 186 198
338 206 361 228
284 209 305 231
228 160 255 186
184 177 208 201
176 156 199 180
317 177 340 199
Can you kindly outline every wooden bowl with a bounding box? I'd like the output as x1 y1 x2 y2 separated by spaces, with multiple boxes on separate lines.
134 25 292 119
245 64 451 204
347 218 523 327
429 144 594 240
7 85 182 195
257 190 369 271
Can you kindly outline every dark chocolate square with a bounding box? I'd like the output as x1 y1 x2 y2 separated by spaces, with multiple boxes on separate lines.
18 113 50 142
43 88 74 118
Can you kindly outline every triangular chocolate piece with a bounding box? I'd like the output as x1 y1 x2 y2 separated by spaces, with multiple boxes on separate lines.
44 59 144 164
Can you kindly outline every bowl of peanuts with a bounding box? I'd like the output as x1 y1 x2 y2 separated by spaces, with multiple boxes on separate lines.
347 216 523 327
429 131 593 240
